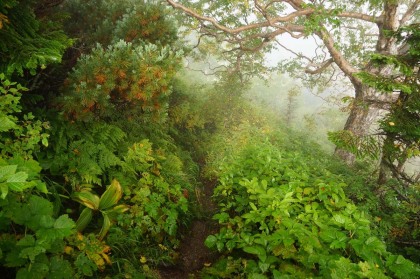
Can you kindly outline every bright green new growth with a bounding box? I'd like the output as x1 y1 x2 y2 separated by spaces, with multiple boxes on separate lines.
0 74 50 160
204 138 420 278
0 76 77 277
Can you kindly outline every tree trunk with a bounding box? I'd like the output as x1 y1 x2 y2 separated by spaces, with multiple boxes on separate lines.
377 135 394 186
333 2 401 165
334 82 397 164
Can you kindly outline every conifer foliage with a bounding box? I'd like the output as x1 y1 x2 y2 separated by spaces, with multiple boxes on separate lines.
59 41 181 122
63 0 178 50
0 0 71 76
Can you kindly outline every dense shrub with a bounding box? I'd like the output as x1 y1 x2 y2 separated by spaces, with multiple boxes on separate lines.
203 135 420 278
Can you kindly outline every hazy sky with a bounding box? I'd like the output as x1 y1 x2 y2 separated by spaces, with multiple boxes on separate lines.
265 34 318 67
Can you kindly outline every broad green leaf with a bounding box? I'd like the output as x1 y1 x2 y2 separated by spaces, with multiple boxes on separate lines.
36 215 75 243
35 181 48 194
28 196 54 216
0 183 8 199
52 214 76 240
12 196 54 230
319 228 347 245
7 171 29 191
250 202 257 211
73 191 100 210
364 236 386 254
76 208 93 232
386 254 420 278
7 158 41 179
0 165 17 180
303 187 314 195
16 262 49 279
41 137 48 147
249 273 267 279
216 241 224 252
267 188 276 196
213 212 230 223
332 214 346 225
272 270 286 279
98 179 123 210
284 192 294 199
226 240 236 251
329 257 359 279
17 235 36 247
105 204 129 219
48 256 74 279
75 253 96 276
98 212 111 240
258 261 270 273
0 116 17 132
19 246 46 261
204 235 218 248
243 245 267 262
356 261 388 279
38 215 55 228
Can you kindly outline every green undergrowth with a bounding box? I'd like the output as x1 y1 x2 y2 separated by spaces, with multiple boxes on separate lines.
201 126 420 278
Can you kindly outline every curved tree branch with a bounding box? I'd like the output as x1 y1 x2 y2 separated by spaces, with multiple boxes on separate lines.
284 0 305 10
315 28 359 84
400 0 420 26
305 58 334 74
166 0 408 86
167 0 311 35
338 12 382 23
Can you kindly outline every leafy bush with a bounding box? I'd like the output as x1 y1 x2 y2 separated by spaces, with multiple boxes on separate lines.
1 1 199 277
58 40 181 122
203 138 420 278
104 140 192 275
329 24 420 264
0 77 77 278
63 0 178 49
45 119 126 187
0 0 72 76
0 74 49 159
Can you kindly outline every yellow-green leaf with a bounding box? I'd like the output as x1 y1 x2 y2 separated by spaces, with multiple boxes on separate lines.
73 191 100 210
111 204 129 213
76 207 93 232
105 204 130 219
98 213 111 240
99 179 123 210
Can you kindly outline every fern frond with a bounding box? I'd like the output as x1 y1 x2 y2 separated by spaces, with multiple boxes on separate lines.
96 144 122 170
328 130 382 160
47 121 126 186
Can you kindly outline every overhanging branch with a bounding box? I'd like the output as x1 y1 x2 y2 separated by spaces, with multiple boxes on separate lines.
305 58 334 74
167 0 311 35
338 12 382 24
316 28 359 84
400 0 420 26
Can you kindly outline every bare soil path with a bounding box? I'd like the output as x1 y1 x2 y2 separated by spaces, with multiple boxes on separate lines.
158 179 220 278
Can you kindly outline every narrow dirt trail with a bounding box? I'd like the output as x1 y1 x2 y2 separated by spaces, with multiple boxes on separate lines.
159 179 220 278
